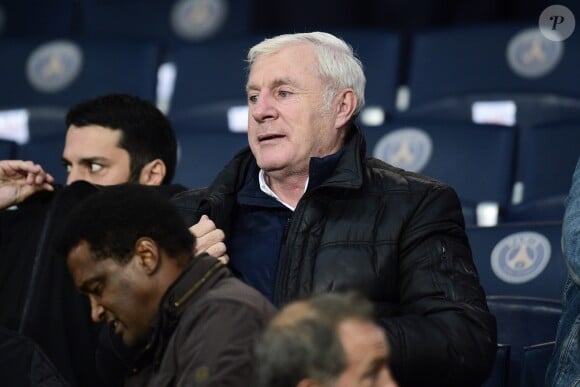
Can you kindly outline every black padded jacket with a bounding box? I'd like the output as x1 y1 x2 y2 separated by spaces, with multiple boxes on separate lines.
172 125 497 386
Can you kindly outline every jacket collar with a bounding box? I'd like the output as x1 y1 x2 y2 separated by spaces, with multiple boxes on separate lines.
210 123 367 195
132 254 228 371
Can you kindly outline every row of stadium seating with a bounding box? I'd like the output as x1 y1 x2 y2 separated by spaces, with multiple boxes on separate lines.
0 23 578 226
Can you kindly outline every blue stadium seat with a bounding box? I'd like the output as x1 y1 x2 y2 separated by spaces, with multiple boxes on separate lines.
364 121 517 225
404 23 580 129
505 124 580 223
171 116 248 188
482 344 510 387
168 34 265 129
15 112 67 185
78 0 253 49
0 0 76 38
329 29 401 122
520 341 555 387
487 296 561 387
0 37 161 111
0 140 16 159
466 222 566 299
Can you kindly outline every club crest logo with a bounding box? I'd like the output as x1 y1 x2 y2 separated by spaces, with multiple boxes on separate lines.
372 127 432 172
170 0 228 41
491 231 551 284
26 40 83 93
506 28 563 79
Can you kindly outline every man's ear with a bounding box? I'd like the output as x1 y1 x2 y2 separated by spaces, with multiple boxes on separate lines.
134 237 161 275
334 88 357 129
138 159 166 186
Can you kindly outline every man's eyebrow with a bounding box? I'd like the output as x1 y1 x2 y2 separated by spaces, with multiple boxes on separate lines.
246 77 297 92
63 157 109 165
78 277 99 294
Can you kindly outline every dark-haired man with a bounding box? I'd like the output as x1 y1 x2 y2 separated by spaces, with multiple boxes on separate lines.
57 184 275 386
0 94 225 387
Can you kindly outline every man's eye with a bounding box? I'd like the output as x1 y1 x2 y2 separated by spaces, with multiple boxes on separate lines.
64 164 72 173
248 95 258 103
89 284 103 296
90 163 104 173
278 90 290 97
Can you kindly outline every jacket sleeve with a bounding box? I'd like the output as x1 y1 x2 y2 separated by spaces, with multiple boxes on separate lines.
379 184 497 387
172 299 268 387
563 156 580 285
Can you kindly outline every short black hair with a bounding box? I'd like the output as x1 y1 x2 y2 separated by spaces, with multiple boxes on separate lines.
66 93 177 185
56 184 194 264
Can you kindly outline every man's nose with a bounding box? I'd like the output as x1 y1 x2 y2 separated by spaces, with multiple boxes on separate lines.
250 93 277 122
89 295 105 323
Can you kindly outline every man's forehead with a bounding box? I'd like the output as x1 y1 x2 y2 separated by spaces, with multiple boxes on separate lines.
63 125 126 159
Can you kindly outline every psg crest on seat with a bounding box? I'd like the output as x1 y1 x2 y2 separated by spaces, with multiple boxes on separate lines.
373 127 432 172
491 231 551 284
26 40 83 93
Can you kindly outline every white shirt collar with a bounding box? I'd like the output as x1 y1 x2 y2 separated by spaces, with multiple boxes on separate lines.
258 169 308 211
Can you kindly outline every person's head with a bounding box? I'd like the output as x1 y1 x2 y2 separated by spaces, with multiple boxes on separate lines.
255 292 398 387
246 32 366 180
56 184 194 347
63 93 177 186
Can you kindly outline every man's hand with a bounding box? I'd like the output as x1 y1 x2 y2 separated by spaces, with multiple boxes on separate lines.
0 160 55 210
189 215 229 264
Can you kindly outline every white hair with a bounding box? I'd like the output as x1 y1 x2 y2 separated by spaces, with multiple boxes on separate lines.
247 31 366 116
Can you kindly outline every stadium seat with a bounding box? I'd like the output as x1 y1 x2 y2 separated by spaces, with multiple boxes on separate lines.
507 123 580 222
0 140 17 160
0 0 75 38
0 37 161 111
482 343 511 387
364 121 517 225
329 29 401 123
171 116 248 188
487 296 561 387
15 112 67 185
78 0 253 49
520 341 555 387
168 34 265 129
404 22 580 129
466 222 566 299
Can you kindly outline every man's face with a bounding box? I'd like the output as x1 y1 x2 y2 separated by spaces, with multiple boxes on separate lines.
67 241 157 347
62 125 133 185
334 319 398 387
246 43 344 178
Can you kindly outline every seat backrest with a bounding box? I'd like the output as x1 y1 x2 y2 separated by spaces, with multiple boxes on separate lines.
0 37 160 110
466 222 566 299
365 121 517 221
0 0 75 38
15 112 67 184
404 23 580 131
487 296 561 387
169 34 265 120
330 29 401 121
515 122 580 204
78 0 252 48
408 23 580 108
481 344 511 387
171 116 248 188
520 341 555 387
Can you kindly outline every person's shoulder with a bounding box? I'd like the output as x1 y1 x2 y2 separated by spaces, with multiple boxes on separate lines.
364 156 451 193
204 276 277 316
